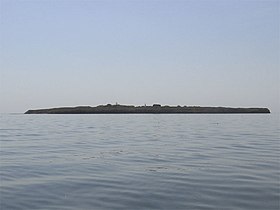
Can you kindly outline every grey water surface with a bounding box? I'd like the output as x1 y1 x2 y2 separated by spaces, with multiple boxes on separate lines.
0 114 279 209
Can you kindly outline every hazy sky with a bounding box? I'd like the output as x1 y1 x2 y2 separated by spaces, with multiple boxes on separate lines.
0 0 279 113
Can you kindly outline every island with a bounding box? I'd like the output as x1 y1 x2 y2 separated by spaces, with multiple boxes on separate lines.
25 104 270 114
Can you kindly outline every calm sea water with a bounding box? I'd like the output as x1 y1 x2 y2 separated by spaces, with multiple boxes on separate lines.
0 114 279 210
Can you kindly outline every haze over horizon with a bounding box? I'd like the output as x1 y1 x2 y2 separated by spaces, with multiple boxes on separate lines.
0 0 279 113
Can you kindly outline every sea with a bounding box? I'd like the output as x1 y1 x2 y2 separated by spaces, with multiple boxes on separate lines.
0 113 279 210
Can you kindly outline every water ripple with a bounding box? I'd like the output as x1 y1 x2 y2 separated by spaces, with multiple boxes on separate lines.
1 114 279 209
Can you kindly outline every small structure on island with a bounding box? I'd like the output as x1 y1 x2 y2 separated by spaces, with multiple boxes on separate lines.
153 104 161 107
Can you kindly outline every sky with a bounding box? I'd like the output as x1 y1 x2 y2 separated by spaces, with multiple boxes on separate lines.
0 0 279 113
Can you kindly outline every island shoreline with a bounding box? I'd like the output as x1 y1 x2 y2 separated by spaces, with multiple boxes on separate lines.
25 104 270 114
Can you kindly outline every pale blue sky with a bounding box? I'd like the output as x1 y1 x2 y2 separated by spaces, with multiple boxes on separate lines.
0 0 279 113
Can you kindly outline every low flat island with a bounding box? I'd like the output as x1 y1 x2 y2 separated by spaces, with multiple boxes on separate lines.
25 104 270 114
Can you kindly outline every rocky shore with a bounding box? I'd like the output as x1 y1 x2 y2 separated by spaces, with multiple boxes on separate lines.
25 104 270 114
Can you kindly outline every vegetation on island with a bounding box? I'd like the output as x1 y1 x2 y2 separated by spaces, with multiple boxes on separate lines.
25 104 270 114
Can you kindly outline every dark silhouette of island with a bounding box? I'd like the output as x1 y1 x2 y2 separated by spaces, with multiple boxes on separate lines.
25 104 270 114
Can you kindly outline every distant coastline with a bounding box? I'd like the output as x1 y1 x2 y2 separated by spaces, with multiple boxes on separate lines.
25 104 270 114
